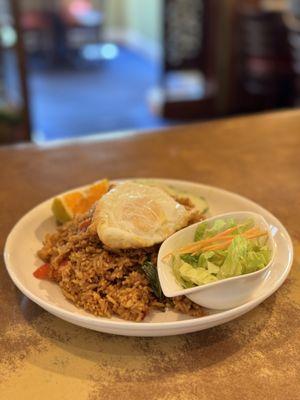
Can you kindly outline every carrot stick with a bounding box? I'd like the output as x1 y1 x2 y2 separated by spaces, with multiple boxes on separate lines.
243 227 258 236
200 231 268 252
176 225 244 254
200 239 233 252
175 223 267 256
210 224 243 239
244 231 268 240
177 235 235 254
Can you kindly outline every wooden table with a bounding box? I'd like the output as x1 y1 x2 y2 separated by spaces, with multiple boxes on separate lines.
1 110 299 400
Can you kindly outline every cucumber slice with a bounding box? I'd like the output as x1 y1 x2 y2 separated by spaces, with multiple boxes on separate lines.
181 193 209 214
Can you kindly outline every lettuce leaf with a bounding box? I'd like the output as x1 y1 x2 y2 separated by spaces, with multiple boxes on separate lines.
172 218 271 288
197 251 215 268
194 218 237 242
209 250 227 267
207 262 220 275
197 250 227 268
180 253 199 267
217 236 248 279
194 218 255 243
217 235 271 279
194 222 207 241
173 255 186 287
205 218 236 238
243 246 271 274
179 262 218 286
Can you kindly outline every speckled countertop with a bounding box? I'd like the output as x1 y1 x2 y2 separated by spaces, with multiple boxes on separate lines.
1 110 299 400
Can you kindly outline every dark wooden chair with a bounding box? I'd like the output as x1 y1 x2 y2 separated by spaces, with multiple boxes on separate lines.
0 0 31 144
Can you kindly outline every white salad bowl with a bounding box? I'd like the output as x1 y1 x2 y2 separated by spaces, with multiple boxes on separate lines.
157 211 276 310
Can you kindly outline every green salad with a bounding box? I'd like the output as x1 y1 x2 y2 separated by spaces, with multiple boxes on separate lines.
172 218 271 289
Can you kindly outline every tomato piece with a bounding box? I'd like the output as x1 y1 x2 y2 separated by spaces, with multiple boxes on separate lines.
33 263 52 279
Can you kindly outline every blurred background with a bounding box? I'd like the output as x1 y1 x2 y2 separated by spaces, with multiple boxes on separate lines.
1 0 300 143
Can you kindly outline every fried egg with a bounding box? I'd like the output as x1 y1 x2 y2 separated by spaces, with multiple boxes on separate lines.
92 182 191 249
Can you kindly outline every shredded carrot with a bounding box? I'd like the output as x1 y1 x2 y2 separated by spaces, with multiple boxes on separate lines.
244 231 268 240
243 226 258 236
209 224 243 239
177 236 229 254
188 236 237 255
200 231 268 252
177 228 267 255
176 225 243 254
200 239 233 252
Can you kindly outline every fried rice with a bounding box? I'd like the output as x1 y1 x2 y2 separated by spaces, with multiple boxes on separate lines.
37 200 205 322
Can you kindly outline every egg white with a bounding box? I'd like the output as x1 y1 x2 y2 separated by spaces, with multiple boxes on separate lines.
92 182 191 249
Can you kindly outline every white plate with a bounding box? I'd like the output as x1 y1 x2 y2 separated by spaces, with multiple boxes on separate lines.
4 179 293 337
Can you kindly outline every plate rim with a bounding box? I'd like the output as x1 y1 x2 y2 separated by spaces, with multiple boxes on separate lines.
4 178 294 331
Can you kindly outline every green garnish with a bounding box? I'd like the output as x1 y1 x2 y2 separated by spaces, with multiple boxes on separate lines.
142 261 165 300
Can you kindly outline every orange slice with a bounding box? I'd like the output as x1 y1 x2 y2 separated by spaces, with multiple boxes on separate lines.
51 179 109 223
